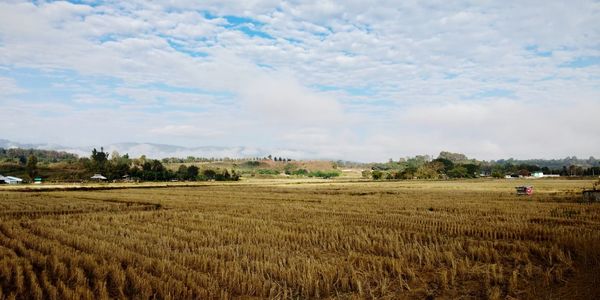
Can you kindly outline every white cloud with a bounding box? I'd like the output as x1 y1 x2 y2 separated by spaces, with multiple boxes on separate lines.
0 0 598 161
149 125 224 137
0 76 24 96
237 70 345 125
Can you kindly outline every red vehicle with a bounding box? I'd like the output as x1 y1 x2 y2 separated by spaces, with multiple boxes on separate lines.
515 186 533 195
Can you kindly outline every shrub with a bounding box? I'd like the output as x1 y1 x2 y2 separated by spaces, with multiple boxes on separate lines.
308 170 340 179
372 170 383 180
256 169 280 175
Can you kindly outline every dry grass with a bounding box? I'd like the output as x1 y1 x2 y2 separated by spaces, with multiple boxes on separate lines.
0 179 598 299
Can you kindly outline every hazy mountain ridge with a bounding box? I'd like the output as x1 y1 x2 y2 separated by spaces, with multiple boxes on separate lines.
1 139 597 168
0 139 311 160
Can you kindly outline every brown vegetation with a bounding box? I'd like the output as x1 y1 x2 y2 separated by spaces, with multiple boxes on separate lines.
0 179 599 299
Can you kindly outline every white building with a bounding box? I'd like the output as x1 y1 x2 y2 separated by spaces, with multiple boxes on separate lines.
532 172 544 178
90 174 107 180
0 175 23 184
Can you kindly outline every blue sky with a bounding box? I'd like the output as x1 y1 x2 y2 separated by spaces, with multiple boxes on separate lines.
0 0 599 161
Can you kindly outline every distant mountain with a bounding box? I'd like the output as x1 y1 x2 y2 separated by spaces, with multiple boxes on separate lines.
101 143 268 159
0 139 90 157
0 139 312 160
0 139 68 151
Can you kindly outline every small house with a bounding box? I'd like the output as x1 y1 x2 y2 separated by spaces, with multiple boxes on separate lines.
532 172 544 178
0 175 23 184
33 177 43 184
90 174 107 180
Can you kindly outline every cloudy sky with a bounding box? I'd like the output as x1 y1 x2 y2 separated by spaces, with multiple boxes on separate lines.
0 0 599 161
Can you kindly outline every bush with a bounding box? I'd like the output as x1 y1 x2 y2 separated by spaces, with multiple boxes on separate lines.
492 171 504 178
308 170 340 179
290 169 309 176
256 169 280 175
199 169 240 181
371 170 383 180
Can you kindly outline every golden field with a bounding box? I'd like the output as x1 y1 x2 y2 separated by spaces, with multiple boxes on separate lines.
0 179 598 299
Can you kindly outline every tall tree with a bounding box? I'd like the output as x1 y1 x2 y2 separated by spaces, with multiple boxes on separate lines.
187 165 199 180
26 154 38 180
177 165 188 180
90 147 109 173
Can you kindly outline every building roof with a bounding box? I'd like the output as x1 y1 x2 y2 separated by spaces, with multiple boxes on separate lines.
0 175 23 182
90 174 107 180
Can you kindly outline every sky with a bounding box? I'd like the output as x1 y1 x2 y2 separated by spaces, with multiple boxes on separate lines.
0 0 599 162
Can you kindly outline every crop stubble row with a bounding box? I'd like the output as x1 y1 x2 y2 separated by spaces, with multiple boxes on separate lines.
0 181 598 299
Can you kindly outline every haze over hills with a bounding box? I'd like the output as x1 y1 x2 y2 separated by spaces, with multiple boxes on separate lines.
0 139 312 160
2 139 599 171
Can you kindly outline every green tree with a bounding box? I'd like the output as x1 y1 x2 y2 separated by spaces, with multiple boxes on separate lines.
448 166 468 178
177 165 188 180
372 170 383 180
492 170 504 178
415 162 443 179
202 169 217 180
90 147 109 173
491 165 505 178
463 164 481 178
187 165 199 180
438 151 469 163
107 151 131 179
284 163 297 175
361 170 371 179
432 158 454 173
26 154 38 180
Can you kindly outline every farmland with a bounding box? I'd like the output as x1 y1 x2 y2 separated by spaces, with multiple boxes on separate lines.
0 179 599 299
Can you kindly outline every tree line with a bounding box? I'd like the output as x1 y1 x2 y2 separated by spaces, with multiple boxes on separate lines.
2 147 599 182
0 148 77 164
83 148 240 182
161 155 293 164
364 151 600 180
2 148 239 182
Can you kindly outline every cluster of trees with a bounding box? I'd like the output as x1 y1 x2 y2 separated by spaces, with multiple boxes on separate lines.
367 160 479 180
483 163 600 178
365 151 600 180
282 163 340 178
161 155 294 164
367 153 480 180
267 155 292 162
0 152 41 180
255 169 281 175
162 156 253 163
306 170 341 179
493 156 599 170
81 148 239 182
3 147 599 182
251 168 340 179
0 148 78 164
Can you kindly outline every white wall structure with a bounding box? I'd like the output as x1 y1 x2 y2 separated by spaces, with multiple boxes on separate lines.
0 175 23 184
